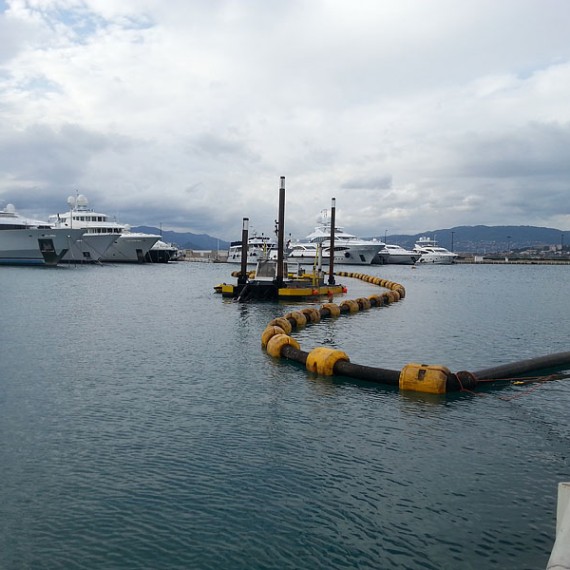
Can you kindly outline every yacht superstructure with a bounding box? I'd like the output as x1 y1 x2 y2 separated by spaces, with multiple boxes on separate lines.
49 195 160 263
0 203 85 266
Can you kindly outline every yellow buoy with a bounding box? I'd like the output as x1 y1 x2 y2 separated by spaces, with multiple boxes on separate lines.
284 311 308 328
266 334 300 358
268 317 293 334
261 325 286 348
301 307 321 323
306 347 350 376
399 363 450 394
340 299 359 313
321 302 341 317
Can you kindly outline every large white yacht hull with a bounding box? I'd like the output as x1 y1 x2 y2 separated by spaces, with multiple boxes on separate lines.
49 195 160 264
101 233 160 263
289 244 380 265
335 245 379 265
299 212 384 265
384 253 418 265
374 254 419 265
373 246 419 265
414 237 457 265
417 254 456 264
61 234 118 263
0 228 85 266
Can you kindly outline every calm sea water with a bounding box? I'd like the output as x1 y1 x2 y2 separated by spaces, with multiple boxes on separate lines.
1 261 569 570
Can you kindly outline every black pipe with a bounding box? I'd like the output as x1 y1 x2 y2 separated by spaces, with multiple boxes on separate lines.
281 344 309 365
276 300 570 390
334 360 400 385
280 345 400 385
472 351 570 380
279 344 570 391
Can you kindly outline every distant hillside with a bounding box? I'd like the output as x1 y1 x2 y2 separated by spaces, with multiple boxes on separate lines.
370 225 567 253
132 224 566 253
132 226 229 251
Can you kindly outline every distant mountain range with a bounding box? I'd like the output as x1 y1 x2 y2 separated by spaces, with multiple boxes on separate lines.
371 225 567 253
133 226 230 251
133 225 567 253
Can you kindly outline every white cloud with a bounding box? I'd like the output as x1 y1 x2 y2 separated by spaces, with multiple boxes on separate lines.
1 0 570 240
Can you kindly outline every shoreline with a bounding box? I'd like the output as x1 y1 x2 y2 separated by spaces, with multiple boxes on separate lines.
456 257 570 265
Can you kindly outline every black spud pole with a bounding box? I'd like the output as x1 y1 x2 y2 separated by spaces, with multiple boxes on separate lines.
276 176 286 287
238 217 249 285
328 197 336 285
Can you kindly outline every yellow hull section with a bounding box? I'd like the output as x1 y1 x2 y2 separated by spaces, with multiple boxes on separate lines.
215 282 345 299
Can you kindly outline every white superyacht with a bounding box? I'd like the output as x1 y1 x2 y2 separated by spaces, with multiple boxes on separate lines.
373 244 419 265
227 231 280 264
49 195 160 263
289 210 384 265
414 236 458 264
0 203 85 266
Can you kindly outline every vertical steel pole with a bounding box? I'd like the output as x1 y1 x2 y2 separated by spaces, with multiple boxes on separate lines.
328 197 336 285
276 176 286 287
238 217 249 284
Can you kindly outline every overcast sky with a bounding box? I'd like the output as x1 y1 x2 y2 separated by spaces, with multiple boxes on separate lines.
1 0 569 241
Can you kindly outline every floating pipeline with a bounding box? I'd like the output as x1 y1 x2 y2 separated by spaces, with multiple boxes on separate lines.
261 271 570 394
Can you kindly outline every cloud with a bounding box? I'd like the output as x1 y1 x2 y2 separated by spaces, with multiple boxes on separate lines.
0 120 139 189
452 122 570 179
1 0 570 239
341 176 392 191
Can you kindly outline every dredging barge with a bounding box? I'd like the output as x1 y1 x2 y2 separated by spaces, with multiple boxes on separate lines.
216 176 347 301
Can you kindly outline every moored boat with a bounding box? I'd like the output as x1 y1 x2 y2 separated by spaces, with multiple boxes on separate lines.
0 203 85 266
287 242 320 264
373 244 419 265
49 194 160 263
53 229 118 263
290 210 384 265
288 241 381 266
145 239 180 263
414 236 458 264
226 232 279 264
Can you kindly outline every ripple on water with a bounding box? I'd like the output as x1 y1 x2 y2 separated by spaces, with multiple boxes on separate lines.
0 263 568 569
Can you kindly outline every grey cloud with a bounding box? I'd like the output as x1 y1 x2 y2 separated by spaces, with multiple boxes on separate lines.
3 1 570 237
341 176 393 191
0 122 142 219
0 11 42 64
0 123 134 184
186 133 259 162
453 123 570 179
